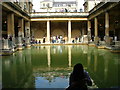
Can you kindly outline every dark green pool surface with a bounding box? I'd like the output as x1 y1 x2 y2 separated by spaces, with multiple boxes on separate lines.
2 45 120 88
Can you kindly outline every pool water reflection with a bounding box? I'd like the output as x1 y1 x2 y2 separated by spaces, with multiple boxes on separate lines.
2 45 120 88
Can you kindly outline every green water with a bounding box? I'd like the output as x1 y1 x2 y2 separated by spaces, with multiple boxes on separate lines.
2 45 120 88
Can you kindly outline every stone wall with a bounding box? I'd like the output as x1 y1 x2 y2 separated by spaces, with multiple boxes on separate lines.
31 21 87 42
31 22 47 42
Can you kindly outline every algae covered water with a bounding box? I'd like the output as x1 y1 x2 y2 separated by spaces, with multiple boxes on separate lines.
2 45 120 88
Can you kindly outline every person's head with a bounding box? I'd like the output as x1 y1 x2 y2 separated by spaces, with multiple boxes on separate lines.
73 63 84 80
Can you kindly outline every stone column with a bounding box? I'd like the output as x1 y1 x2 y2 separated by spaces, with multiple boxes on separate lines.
25 21 31 48
18 18 24 50
94 17 99 45
105 12 110 45
68 20 71 43
87 20 91 42
7 13 15 49
47 20 50 44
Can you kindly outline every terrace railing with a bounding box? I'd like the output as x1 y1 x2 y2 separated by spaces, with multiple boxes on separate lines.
30 12 89 18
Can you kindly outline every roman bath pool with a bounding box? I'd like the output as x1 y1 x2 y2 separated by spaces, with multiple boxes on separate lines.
2 45 120 89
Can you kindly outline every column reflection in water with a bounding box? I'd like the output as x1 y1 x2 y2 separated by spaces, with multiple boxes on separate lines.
87 47 91 68
24 48 34 88
81 45 88 54
34 45 70 88
0 56 2 89
94 50 98 72
103 51 112 82
2 49 34 88
68 45 72 67
104 53 109 81
3 54 17 88
47 46 51 68
91 48 120 88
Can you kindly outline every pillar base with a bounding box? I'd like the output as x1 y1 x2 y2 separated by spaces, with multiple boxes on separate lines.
0 49 13 56
104 36 111 46
17 44 24 50
88 36 91 43
94 36 99 45
26 44 31 48
12 48 17 52
45 42 51 44
17 48 23 50
67 41 72 44
83 35 88 44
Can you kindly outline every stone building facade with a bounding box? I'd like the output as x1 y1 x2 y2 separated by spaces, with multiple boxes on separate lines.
40 0 78 12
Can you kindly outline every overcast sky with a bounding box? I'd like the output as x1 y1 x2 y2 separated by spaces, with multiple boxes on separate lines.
32 0 84 12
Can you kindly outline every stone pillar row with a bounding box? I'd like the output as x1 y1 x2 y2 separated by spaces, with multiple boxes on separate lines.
88 12 110 45
6 15 73 50
46 20 72 43
5 13 31 51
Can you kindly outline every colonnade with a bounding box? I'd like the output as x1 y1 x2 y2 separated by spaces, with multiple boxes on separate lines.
88 12 111 45
2 11 117 54
34 20 86 44
32 12 112 45
3 11 112 50
45 20 72 43
3 13 31 51
38 11 111 45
